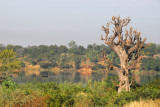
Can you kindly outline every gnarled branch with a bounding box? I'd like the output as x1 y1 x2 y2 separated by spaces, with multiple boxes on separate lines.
101 50 120 73
129 79 134 86
128 55 143 70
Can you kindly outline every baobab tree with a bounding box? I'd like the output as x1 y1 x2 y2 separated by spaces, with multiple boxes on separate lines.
100 16 148 92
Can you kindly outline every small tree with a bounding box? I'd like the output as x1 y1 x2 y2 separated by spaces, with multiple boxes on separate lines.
0 49 20 83
100 16 148 92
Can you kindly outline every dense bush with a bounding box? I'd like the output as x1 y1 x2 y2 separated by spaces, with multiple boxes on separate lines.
20 62 25 68
39 61 52 68
141 57 160 71
74 58 81 69
1 42 160 72
91 64 105 70
0 79 46 107
0 78 160 106
31 60 37 65
59 63 73 69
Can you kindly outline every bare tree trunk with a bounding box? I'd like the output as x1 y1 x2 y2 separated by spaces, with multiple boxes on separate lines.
118 71 130 92
118 53 130 92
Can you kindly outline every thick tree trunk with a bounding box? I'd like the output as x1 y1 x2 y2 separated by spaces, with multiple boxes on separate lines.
118 72 130 92
117 51 130 92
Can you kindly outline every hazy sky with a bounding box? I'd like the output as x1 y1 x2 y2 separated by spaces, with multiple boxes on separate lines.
0 0 160 47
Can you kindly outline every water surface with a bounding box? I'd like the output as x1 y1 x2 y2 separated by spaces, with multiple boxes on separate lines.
12 70 160 85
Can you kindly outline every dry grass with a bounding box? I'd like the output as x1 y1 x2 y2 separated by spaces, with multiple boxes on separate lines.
123 99 160 107
51 67 61 73
25 70 40 76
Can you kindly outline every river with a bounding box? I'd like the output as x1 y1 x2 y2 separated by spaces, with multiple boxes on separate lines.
11 70 160 85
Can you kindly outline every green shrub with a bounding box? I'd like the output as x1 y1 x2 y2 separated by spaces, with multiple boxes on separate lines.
39 61 52 68
31 60 37 65
0 78 160 106
20 62 26 68
0 82 44 106
91 64 105 70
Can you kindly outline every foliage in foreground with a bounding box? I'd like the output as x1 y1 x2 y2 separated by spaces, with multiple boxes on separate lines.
0 78 160 107
0 49 20 83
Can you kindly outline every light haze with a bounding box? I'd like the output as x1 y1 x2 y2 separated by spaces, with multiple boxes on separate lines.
0 0 160 47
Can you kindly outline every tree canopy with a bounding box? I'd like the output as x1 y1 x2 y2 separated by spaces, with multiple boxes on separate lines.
0 49 20 83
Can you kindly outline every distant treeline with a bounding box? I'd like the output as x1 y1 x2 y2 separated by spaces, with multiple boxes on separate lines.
0 41 160 71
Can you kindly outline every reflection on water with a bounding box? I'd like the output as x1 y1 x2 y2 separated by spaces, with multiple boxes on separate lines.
12 70 160 85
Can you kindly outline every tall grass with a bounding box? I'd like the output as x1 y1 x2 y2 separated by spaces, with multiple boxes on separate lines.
124 99 160 107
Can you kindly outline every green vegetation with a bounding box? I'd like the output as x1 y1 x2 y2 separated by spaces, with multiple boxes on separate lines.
0 44 159 106
91 64 105 70
0 42 159 72
0 78 160 107
0 49 20 83
141 57 160 71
